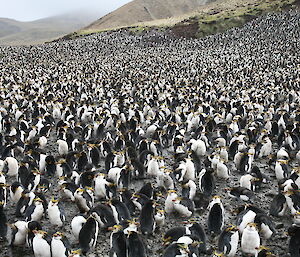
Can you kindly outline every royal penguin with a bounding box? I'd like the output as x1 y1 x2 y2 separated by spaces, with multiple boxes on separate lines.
32 230 52 257
79 214 99 255
74 187 93 213
269 192 287 217
216 159 230 179
108 198 131 225
109 224 127 257
59 180 79 202
163 243 190 257
189 138 206 157
10 181 24 203
126 230 147 257
218 225 239 257
226 186 254 201
139 200 156 235
0 183 7 207
275 159 289 181
7 220 28 246
198 168 215 196
241 223 260 256
24 197 45 222
94 173 115 200
240 174 260 191
207 196 225 235
71 215 87 241
155 209 165 229
165 190 178 214
283 189 300 215
4 157 19 178
51 231 71 257
181 180 197 200
0 201 7 241
26 221 43 248
287 224 300 257
47 197 66 227
173 197 194 218
57 139 68 156
236 205 264 233
254 213 275 240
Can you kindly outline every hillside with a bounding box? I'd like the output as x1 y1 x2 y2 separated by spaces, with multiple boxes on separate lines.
81 0 213 33
0 12 102 46
72 0 299 39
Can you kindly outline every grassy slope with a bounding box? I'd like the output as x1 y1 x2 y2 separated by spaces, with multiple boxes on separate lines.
64 0 299 40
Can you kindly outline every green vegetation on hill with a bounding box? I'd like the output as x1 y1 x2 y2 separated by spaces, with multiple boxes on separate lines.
64 0 299 40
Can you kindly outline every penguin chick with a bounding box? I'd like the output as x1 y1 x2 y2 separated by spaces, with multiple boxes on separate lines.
165 190 178 214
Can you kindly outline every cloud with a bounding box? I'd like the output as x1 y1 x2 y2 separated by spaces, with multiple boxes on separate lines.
0 0 131 21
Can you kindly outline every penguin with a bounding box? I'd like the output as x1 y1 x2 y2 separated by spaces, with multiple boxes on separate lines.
173 197 194 218
47 197 66 227
26 221 43 248
254 213 275 240
241 223 260 256
198 168 215 196
165 190 178 214
7 220 28 246
181 180 197 200
283 189 300 215
94 173 116 200
236 205 265 233
138 182 154 199
57 139 68 156
154 209 165 229
240 174 260 191
293 211 300 225
163 243 190 257
79 214 99 255
0 183 7 207
74 187 93 213
59 181 79 202
226 187 254 201
218 225 239 257
139 200 156 235
24 168 41 192
288 224 300 257
108 198 131 225
0 201 7 241
269 193 287 217
32 230 52 257
207 196 225 235
216 158 230 179
275 159 289 180
51 231 71 257
71 215 87 241
90 204 116 230
4 157 19 178
177 235 201 256
126 230 147 257
24 197 45 222
109 224 127 257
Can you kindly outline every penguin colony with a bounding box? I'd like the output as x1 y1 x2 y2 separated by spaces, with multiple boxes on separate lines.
0 10 300 257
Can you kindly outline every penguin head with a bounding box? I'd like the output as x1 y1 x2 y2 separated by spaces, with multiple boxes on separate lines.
49 197 59 206
245 222 258 231
33 230 47 237
256 246 276 257
213 251 225 257
68 249 81 257
225 224 239 232
53 231 64 240
33 197 44 205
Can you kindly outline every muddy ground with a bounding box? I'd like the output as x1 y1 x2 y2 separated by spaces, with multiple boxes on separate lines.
0 125 297 257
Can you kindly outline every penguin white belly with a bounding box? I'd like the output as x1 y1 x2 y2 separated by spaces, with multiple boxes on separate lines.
10 187 23 203
108 168 121 185
216 162 229 179
51 239 67 257
71 216 86 240
241 229 260 255
33 237 51 257
260 223 273 239
228 231 239 257
31 205 44 221
48 205 63 227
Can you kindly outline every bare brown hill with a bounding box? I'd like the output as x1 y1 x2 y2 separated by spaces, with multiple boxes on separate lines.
83 0 212 33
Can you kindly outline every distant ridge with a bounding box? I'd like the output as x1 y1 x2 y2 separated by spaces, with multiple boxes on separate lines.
0 12 103 46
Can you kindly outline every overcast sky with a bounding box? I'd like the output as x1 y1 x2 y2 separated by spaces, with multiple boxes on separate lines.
0 0 132 21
